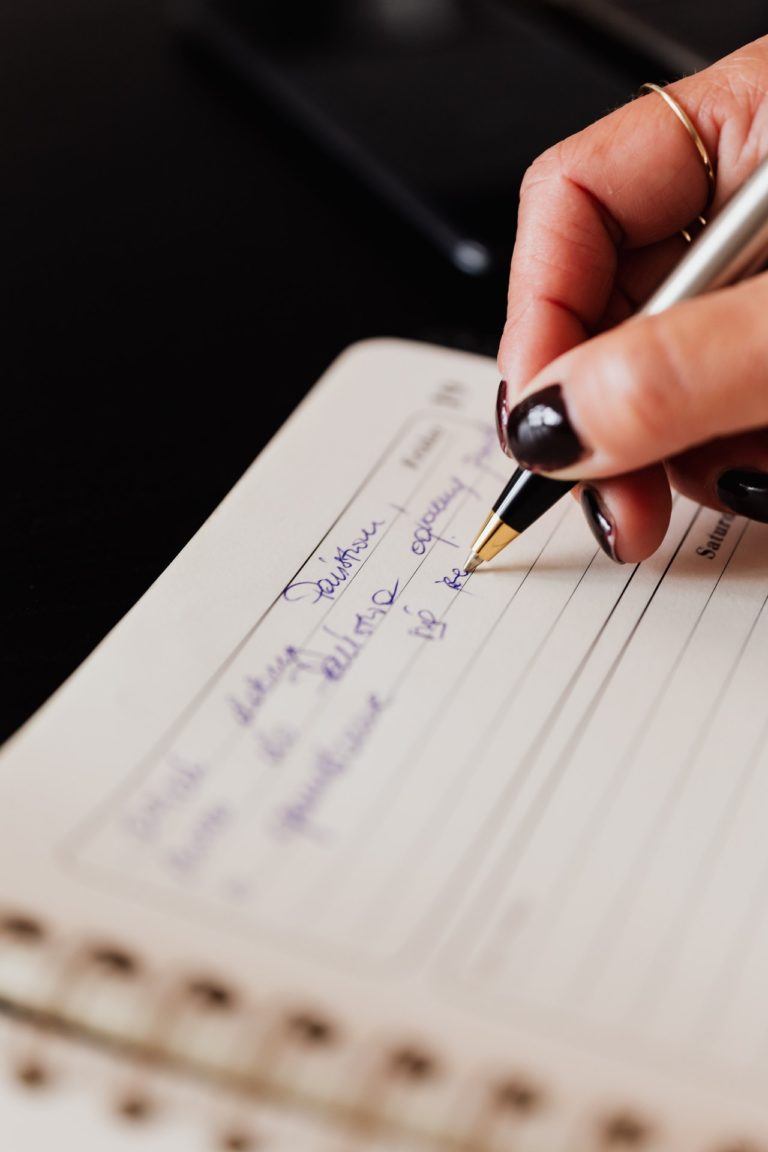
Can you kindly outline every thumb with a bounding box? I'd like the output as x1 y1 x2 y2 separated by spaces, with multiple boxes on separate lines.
502 272 768 480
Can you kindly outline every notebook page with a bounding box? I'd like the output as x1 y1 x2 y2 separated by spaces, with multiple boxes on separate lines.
1 340 767 1147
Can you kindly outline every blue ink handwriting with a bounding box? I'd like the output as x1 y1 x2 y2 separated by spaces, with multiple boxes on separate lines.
462 424 496 470
227 646 301 727
404 606 447 642
254 725 297 766
277 694 388 838
167 803 231 876
435 567 469 592
411 476 474 556
122 755 207 843
293 582 400 684
283 521 386 605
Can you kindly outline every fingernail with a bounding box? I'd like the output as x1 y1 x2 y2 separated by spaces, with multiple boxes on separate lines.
495 380 514 456
716 469 768 523
580 486 622 563
506 383 587 471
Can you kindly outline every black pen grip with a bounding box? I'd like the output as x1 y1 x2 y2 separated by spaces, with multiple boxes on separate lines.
493 468 574 534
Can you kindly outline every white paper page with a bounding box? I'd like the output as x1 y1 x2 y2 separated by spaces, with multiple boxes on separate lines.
1 340 767 1149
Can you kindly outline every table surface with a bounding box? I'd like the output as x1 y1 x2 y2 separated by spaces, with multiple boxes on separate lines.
1 1 759 744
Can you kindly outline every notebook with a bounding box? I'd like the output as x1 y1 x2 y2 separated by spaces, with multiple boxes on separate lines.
1 339 767 1151
0 1013 368 1150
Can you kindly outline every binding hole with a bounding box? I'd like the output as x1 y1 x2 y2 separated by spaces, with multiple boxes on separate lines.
90 946 140 978
116 1092 155 1122
186 978 237 1012
601 1112 650 1146
493 1077 541 1114
388 1046 438 1082
221 1130 259 1151
1 915 45 943
13 1057 52 1090
286 1011 337 1047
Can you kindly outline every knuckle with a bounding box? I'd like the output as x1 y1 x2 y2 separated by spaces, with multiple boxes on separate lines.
518 145 562 206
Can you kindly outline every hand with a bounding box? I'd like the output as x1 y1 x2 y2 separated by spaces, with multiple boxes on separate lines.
496 37 768 563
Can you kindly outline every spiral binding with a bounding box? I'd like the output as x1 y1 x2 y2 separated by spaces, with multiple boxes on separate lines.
0 909 760 1152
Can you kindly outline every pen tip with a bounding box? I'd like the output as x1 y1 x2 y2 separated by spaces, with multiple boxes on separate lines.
464 552 482 574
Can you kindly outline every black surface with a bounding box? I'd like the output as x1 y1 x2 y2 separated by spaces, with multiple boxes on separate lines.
538 0 766 74
1 1 757 744
174 0 640 274
593 0 766 63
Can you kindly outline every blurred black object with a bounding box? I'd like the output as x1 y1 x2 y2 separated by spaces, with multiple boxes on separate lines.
171 0 768 277
539 0 767 75
172 0 636 276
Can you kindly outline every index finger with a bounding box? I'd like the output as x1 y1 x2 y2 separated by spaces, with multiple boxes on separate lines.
498 37 768 394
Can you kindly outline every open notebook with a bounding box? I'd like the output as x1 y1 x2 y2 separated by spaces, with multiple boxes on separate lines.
1 339 767 1151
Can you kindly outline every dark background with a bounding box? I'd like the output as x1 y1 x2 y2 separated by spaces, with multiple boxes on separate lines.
1 1 763 743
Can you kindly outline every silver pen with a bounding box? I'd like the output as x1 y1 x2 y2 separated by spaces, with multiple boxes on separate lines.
465 154 768 572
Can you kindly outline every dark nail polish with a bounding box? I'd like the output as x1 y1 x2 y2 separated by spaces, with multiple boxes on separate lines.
495 380 514 456
716 469 768 523
580 486 622 563
506 383 586 471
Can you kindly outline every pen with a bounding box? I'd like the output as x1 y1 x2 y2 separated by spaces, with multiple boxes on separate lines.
464 153 768 573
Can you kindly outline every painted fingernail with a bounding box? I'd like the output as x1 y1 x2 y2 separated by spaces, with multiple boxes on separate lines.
580 486 622 563
495 380 514 456
506 383 586 471
716 469 768 523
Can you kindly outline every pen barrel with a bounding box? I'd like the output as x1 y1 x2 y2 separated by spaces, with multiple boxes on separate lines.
642 154 768 316
493 468 574 532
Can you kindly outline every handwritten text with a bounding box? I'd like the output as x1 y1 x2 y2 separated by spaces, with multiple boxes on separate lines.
283 521 386 605
277 694 387 837
411 476 472 555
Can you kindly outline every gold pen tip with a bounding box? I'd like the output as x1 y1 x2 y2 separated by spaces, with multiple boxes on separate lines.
464 552 483 574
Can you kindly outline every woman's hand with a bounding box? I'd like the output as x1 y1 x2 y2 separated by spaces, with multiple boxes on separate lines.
496 37 768 563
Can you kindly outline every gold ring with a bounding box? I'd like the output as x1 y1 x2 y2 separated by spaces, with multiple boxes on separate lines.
638 82 716 241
